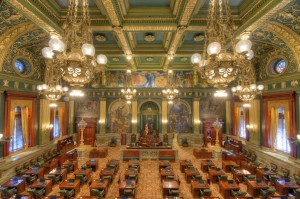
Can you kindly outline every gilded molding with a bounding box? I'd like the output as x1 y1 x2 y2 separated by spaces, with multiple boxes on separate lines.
0 22 38 71
123 25 177 31
236 0 292 35
6 0 61 33
113 26 132 55
101 0 121 26
178 0 198 26
264 22 300 71
168 26 187 55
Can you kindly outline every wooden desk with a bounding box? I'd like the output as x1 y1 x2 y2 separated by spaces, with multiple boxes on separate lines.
30 179 52 196
45 196 64 199
89 179 109 196
275 178 300 196
246 180 269 197
107 159 119 174
256 168 276 180
125 168 139 179
160 168 175 181
180 160 192 173
222 160 238 172
185 168 200 183
233 169 251 183
241 161 256 175
219 181 240 198
208 169 225 183
191 180 209 198
201 160 215 172
2 177 26 194
13 196 32 199
25 167 44 179
159 160 171 170
100 168 115 179
74 168 92 183
59 180 81 196
119 180 136 198
162 180 180 198
128 159 139 167
49 167 68 182
62 160 78 172
86 159 99 171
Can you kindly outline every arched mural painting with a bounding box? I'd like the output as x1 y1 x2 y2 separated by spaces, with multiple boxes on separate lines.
168 100 191 133
109 100 131 133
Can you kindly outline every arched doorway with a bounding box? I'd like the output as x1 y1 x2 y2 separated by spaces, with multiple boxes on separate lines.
139 101 159 135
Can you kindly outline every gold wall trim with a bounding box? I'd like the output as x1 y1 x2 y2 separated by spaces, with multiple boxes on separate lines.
101 0 122 26
178 0 198 26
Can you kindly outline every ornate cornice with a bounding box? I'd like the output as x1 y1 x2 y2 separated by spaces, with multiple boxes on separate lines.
6 0 61 33
0 22 38 71
264 21 300 71
168 26 187 55
236 0 292 35
178 0 198 26
101 0 122 26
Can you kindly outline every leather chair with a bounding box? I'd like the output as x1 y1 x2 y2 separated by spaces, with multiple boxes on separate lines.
169 189 180 197
75 174 87 184
260 188 276 199
217 175 228 182
231 190 247 197
22 174 37 184
200 189 212 196
124 189 135 198
0 187 17 198
59 189 74 198
129 174 138 182
47 174 61 184
243 174 256 182
63 164 74 173
91 189 105 199
102 175 113 183
191 175 202 180
166 175 175 180
27 188 45 198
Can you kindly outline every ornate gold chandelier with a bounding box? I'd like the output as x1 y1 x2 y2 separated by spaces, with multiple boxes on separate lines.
162 68 178 104
231 64 264 107
191 0 254 96
37 62 68 107
121 67 136 104
42 0 107 92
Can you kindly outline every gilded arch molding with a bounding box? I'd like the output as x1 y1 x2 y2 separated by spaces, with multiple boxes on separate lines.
264 21 300 71
0 22 39 71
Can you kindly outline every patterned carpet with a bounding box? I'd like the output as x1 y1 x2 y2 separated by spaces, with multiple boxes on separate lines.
38 134 284 199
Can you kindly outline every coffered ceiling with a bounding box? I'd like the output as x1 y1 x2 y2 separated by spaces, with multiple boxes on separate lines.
4 0 296 72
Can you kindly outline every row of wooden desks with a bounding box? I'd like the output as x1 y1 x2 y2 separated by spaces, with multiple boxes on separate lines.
191 180 210 198
201 160 215 172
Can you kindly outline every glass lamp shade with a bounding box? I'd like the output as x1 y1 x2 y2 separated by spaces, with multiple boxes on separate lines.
63 87 69 92
236 85 242 91
42 84 48 90
235 39 252 54
250 84 257 90
246 50 254 60
42 47 54 59
207 42 221 56
97 54 108 65
257 84 264 90
231 87 237 92
55 85 62 90
49 38 65 52
81 43 95 56
37 85 43 90
191 53 201 64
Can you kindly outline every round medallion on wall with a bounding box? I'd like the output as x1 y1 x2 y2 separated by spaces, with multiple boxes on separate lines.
267 56 287 77
12 56 34 77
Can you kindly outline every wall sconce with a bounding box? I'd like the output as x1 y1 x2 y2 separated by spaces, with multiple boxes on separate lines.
195 120 201 124
288 134 300 145
162 120 168 124
98 120 105 124
246 124 254 129
131 120 137 124
44 124 53 134
297 134 300 140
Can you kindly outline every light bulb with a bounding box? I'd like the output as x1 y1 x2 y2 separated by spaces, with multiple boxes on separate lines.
42 84 48 90
42 47 54 59
250 84 256 90
81 43 95 56
191 53 201 64
49 38 64 52
96 54 108 65
246 50 254 60
37 85 43 90
231 87 237 92
207 42 221 55
236 85 242 91
257 85 264 90
236 39 252 53
55 85 62 90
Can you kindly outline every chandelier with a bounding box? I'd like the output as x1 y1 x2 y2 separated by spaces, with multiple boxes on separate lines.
37 62 68 107
121 68 136 104
191 0 254 95
42 0 107 91
231 64 264 107
162 68 179 104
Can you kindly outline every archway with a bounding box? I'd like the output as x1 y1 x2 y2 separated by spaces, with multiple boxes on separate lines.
139 101 160 135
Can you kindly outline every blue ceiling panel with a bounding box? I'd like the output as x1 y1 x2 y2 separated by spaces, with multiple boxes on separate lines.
93 32 117 44
135 32 165 45
182 32 205 45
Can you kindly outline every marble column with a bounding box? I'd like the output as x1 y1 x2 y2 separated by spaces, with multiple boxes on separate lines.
39 99 50 145
162 99 168 134
193 98 200 134
131 99 137 134
68 100 74 134
225 100 232 134
99 98 106 134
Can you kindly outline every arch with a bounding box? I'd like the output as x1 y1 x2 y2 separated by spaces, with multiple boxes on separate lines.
138 99 161 114
264 22 300 71
172 99 192 114
0 22 38 71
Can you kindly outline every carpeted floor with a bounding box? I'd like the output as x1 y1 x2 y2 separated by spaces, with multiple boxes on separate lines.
41 134 284 199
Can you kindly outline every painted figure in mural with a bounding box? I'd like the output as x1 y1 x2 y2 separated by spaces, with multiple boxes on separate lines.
144 123 149 135
143 73 156 87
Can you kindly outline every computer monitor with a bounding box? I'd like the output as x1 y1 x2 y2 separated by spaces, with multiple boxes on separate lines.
126 179 131 186
13 177 19 183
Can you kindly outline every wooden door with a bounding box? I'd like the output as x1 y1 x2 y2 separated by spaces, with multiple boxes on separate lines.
76 118 96 146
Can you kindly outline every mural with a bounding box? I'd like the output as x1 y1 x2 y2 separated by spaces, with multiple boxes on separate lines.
168 100 191 133
106 71 193 88
75 101 99 118
200 97 225 119
110 100 131 133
